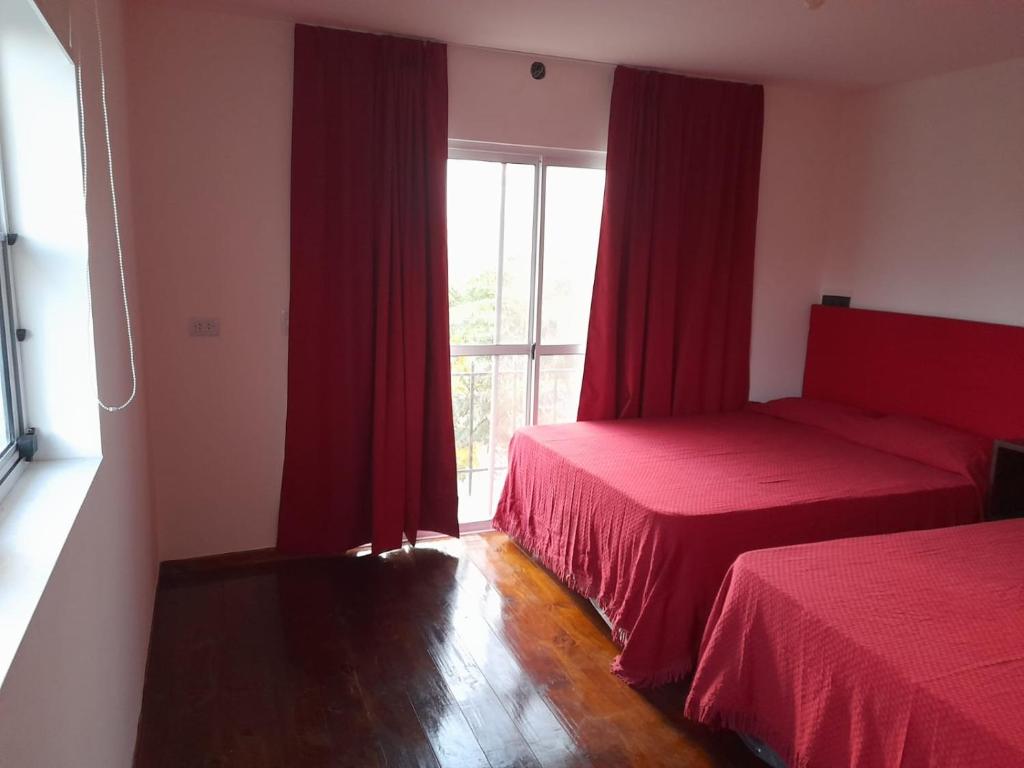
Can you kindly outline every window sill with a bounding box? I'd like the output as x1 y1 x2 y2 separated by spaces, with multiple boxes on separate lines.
0 458 101 687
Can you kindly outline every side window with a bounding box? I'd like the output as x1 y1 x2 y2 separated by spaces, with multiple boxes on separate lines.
0 166 26 484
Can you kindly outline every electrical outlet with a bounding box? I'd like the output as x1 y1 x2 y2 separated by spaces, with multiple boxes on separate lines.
189 318 220 337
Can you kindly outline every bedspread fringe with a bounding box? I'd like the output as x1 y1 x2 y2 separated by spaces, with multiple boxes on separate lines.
495 517 695 688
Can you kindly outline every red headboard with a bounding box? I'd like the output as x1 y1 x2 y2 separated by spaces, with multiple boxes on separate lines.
803 305 1024 439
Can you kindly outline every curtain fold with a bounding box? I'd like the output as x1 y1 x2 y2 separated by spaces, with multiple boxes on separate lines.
578 67 764 421
278 25 457 555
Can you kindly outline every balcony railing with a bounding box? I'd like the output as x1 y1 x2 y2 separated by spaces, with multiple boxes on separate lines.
451 354 582 522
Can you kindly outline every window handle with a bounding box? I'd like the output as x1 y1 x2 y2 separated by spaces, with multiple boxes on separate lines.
17 428 37 461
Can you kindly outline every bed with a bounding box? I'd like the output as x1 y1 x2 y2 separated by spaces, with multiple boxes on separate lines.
493 306 1024 685
684 519 1024 767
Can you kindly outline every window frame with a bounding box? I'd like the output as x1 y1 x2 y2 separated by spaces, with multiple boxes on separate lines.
447 140 605 421
447 141 605 518
0 143 28 488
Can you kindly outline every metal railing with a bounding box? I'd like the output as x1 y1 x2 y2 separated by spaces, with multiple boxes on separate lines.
451 357 580 501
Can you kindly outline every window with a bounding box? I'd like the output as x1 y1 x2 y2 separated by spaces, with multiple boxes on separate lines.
0 164 25 487
447 144 606 525
0 0 99 497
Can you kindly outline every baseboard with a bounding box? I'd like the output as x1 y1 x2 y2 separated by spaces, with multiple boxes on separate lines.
159 547 292 578
161 525 496 578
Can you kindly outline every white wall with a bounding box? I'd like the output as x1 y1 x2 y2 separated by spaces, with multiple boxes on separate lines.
821 58 1024 327
127 4 293 561
126 2 855 559
0 0 157 765
448 45 613 150
748 85 845 401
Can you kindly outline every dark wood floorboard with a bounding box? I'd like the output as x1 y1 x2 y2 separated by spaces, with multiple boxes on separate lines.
135 533 761 768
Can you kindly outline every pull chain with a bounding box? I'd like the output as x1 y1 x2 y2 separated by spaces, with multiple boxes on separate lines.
75 0 138 412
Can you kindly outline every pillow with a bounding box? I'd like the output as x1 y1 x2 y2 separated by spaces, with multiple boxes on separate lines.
839 414 992 494
748 397 992 492
746 397 883 437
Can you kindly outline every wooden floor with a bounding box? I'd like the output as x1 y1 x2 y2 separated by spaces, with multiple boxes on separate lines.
135 532 760 768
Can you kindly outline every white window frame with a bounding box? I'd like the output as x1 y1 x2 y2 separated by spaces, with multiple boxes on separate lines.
447 140 605 513
0 143 27 490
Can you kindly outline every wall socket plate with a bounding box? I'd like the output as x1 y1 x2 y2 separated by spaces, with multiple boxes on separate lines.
189 317 221 337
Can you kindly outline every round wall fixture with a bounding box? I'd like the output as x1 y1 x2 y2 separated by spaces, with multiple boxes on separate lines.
531 61 546 80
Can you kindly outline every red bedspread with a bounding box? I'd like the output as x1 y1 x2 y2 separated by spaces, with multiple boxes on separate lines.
493 401 986 685
685 520 1024 768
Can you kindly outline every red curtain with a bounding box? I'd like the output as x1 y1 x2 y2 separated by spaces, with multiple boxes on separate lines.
578 67 764 421
278 26 458 555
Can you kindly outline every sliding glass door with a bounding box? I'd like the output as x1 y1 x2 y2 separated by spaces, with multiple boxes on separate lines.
447 145 606 525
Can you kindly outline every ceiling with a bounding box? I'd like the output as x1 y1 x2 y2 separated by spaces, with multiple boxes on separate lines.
181 0 1024 87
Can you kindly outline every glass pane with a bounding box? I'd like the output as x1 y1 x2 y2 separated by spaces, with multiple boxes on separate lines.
447 159 535 345
450 354 529 523
540 166 605 345
0 246 13 447
498 164 535 344
447 159 500 345
0 368 10 447
536 354 585 425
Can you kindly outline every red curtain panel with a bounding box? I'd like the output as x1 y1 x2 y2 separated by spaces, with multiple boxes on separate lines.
578 67 764 421
278 25 458 555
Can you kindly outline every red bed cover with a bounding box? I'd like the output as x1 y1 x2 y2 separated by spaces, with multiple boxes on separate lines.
493 399 988 685
685 519 1024 768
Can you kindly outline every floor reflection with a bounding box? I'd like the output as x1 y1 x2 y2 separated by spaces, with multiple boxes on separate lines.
136 533 759 768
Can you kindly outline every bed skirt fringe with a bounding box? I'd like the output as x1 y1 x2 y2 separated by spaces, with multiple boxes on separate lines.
494 519 695 688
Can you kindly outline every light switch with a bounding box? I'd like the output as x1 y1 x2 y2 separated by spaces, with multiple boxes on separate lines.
189 318 220 337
